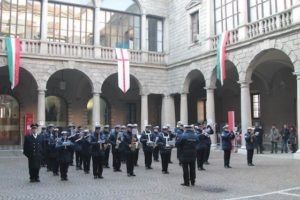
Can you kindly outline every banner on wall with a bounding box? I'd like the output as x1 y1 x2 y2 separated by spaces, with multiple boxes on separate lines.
24 113 33 135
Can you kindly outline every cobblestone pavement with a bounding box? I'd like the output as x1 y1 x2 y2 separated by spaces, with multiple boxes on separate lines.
0 150 299 200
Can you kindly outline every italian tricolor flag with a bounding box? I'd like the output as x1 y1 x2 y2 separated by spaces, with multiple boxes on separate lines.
5 37 20 89
216 32 229 86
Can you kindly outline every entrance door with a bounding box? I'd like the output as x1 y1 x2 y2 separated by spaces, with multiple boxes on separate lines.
0 95 20 145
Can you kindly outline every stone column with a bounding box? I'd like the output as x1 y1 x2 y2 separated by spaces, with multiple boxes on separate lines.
92 93 101 127
37 90 46 126
180 93 188 125
294 72 300 159
238 0 249 41
205 87 217 146
141 94 148 128
161 95 176 128
94 1 101 46
239 81 252 151
40 0 48 41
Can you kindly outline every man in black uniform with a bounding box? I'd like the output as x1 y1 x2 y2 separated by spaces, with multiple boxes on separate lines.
123 124 137 177
140 125 155 169
81 129 92 174
176 125 199 186
23 123 43 182
91 127 105 179
109 125 122 172
157 126 174 174
152 126 160 161
102 125 111 168
55 131 74 181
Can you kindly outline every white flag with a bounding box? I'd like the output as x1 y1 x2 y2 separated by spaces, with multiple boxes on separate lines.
116 48 130 93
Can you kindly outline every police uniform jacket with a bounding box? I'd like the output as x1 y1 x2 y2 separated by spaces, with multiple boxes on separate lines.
221 131 235 150
140 131 156 152
55 138 74 163
157 133 173 153
176 130 198 163
90 133 106 157
196 132 207 151
245 132 256 150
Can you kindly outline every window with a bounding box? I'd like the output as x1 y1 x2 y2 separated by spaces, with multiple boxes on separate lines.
47 2 94 44
100 0 141 49
197 100 205 122
191 11 199 43
0 0 41 39
251 93 261 119
148 17 163 52
127 103 136 124
214 0 240 34
248 0 293 22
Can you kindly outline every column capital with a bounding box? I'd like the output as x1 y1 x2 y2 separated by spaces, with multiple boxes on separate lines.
37 89 46 93
92 92 101 96
238 80 252 88
204 86 216 91
140 92 149 96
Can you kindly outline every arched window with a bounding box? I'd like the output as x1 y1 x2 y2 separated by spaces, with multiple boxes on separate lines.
0 0 41 39
47 1 94 44
87 97 109 128
0 94 19 145
45 96 67 128
100 0 141 49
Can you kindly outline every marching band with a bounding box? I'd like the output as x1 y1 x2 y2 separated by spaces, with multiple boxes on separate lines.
23 121 247 187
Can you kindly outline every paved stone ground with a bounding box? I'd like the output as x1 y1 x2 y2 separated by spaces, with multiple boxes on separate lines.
0 149 299 200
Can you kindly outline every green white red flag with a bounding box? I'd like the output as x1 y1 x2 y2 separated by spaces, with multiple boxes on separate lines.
5 37 20 89
116 48 130 93
216 32 229 86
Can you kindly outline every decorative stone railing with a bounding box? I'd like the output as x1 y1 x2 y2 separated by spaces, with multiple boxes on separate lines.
211 6 295 50
211 28 239 49
0 37 166 66
248 9 292 39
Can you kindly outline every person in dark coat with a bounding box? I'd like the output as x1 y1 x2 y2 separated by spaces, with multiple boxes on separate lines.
176 125 199 186
123 124 138 177
254 125 264 154
175 122 184 165
140 125 155 169
90 126 106 179
221 125 235 168
39 126 47 167
289 126 297 153
67 123 76 166
81 129 92 174
74 127 83 170
195 126 207 171
166 124 176 164
281 124 290 153
152 126 160 162
48 128 60 176
132 124 141 166
102 125 111 168
109 125 122 172
245 127 256 166
203 123 214 164
157 126 174 174
55 131 74 181
23 123 43 182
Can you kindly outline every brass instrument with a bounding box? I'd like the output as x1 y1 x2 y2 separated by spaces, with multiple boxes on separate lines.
115 132 123 149
130 137 137 151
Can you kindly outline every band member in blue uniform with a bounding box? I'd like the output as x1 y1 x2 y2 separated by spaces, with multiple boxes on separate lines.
132 124 141 166
90 126 106 179
109 125 123 172
23 123 43 182
195 126 207 171
152 126 160 162
74 126 83 170
221 125 235 168
102 125 111 168
166 124 176 164
176 125 199 186
175 122 184 165
203 123 214 165
140 125 155 169
123 124 138 177
245 127 256 166
49 128 60 176
67 123 76 166
157 126 174 174
81 129 92 174
55 131 74 181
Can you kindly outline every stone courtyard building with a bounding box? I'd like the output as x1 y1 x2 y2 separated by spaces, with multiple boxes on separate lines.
0 0 300 157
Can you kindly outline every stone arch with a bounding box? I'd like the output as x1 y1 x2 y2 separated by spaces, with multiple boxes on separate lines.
101 71 143 95
182 65 206 93
245 48 294 82
209 60 239 87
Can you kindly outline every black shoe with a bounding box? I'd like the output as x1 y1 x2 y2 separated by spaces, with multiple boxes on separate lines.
35 179 40 182
249 163 255 166
130 173 136 176
30 179 35 183
169 161 173 164
200 168 206 171
127 173 131 177
117 169 122 172
105 165 110 168
53 173 58 176
227 165 232 168
94 176 98 179
98 175 104 179
84 171 89 174
191 181 195 186
181 183 189 187
162 171 169 174
134 164 139 166
204 161 210 165
146 166 153 170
